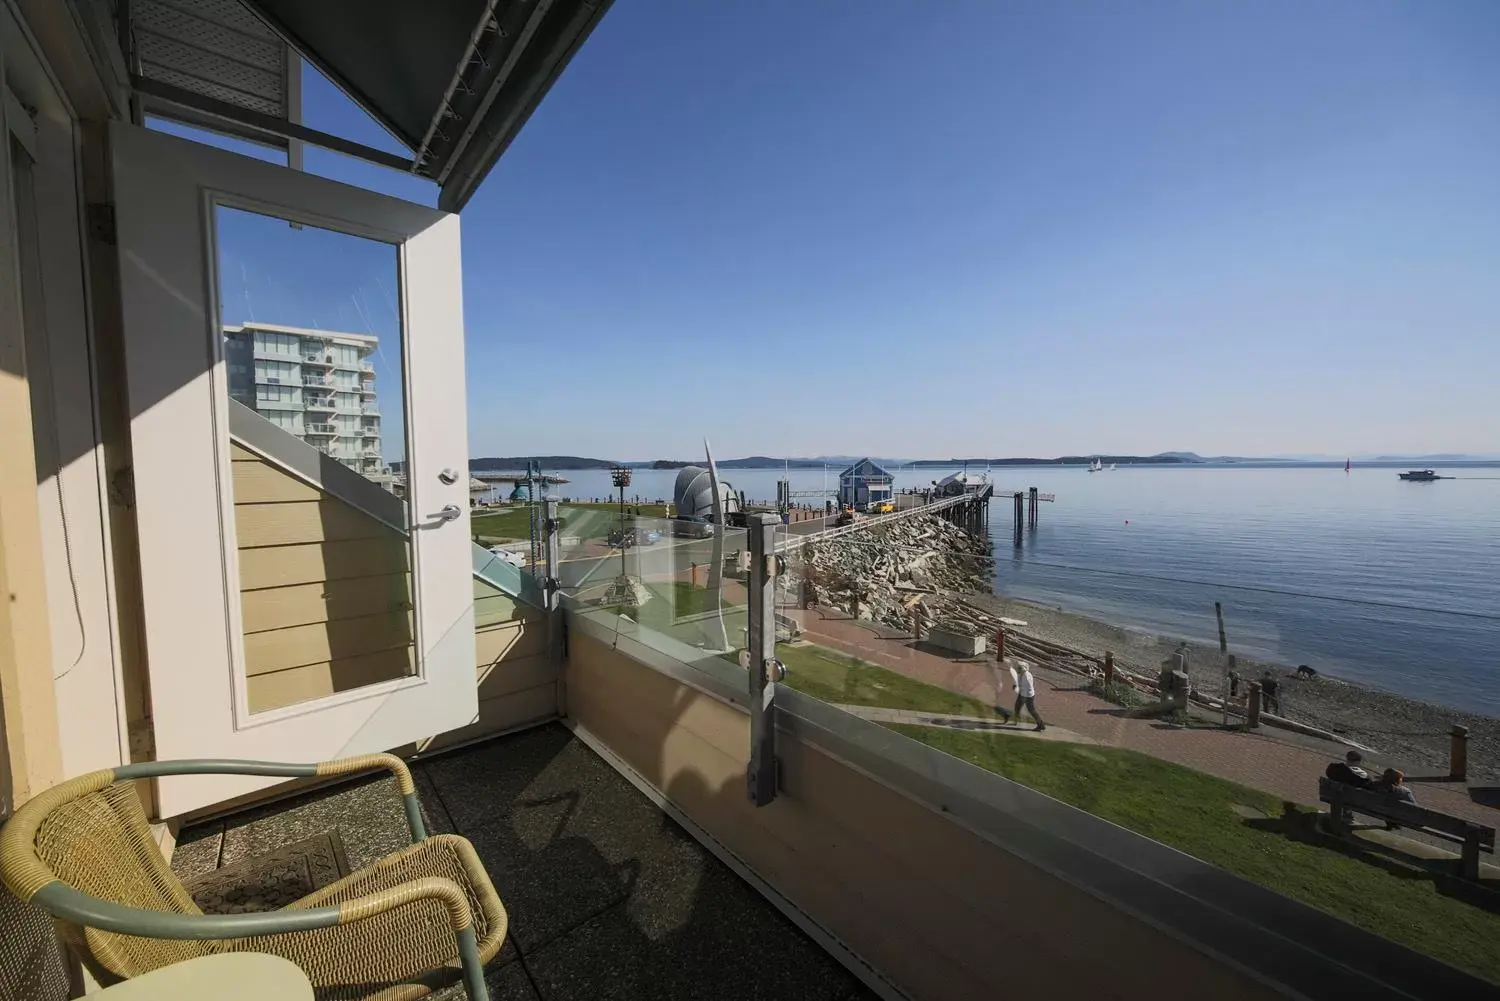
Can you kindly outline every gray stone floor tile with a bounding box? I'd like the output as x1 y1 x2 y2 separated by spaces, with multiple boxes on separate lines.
170 821 224 879
429 957 537 1001
413 762 457 835
218 775 413 872
524 862 871 1001
422 725 576 832
445 729 710 952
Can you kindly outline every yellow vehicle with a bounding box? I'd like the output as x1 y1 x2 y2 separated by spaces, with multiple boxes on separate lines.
872 501 894 514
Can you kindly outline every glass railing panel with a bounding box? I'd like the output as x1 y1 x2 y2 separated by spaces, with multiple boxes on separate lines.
760 470 1500 988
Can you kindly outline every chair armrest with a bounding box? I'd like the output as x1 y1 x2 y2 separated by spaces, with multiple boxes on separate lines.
330 877 487 1001
331 875 473 932
314 754 427 842
28 880 342 939
115 754 428 842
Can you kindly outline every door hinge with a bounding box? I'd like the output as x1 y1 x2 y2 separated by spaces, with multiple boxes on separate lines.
87 202 117 246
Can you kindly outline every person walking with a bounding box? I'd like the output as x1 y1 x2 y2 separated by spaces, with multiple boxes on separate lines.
1014 661 1047 731
1260 671 1282 715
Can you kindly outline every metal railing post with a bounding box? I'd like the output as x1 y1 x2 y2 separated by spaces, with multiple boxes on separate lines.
746 512 781 806
544 500 565 712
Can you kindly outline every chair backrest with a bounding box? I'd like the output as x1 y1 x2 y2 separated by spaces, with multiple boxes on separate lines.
30 780 216 982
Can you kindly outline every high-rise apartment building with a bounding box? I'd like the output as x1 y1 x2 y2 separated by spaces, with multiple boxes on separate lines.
224 322 389 481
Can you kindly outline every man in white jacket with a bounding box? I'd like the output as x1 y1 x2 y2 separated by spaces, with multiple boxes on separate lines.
1013 661 1047 732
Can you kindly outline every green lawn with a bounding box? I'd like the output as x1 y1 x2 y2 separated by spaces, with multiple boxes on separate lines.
778 643 1001 720
609 582 723 632
472 502 672 542
892 725 1500 985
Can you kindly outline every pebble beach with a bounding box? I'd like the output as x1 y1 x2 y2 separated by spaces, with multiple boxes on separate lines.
799 511 1498 785
970 590 1500 785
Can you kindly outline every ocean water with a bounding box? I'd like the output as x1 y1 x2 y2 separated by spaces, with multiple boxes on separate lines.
501 463 1500 716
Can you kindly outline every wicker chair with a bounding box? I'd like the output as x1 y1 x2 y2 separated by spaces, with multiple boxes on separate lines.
0 754 506 1001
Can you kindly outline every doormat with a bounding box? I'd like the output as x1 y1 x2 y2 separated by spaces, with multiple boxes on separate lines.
184 831 349 913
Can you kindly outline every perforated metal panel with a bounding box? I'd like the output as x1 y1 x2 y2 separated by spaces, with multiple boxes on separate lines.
132 0 288 119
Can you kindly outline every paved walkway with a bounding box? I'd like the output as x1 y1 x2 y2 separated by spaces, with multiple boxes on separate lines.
790 609 1498 827
832 704 1097 743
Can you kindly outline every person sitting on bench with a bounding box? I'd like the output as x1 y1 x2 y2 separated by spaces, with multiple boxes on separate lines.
1376 767 1417 805
1325 749 1373 789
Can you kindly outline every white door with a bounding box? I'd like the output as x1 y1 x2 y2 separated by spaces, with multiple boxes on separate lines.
110 122 476 816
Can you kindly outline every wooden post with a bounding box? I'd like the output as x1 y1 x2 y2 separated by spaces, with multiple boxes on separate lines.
1215 603 1230 726
911 609 923 642
1103 651 1114 686
1246 682 1262 728
996 628 1005 662
1013 491 1023 547
691 562 700 587
1451 724 1470 782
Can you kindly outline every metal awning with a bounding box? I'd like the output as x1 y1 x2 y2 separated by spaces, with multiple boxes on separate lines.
127 0 611 210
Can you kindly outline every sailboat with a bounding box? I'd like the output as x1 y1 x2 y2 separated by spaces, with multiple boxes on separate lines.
1088 458 1103 472
1345 458 1351 473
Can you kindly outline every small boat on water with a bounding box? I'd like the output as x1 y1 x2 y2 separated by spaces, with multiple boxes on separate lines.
1088 458 1103 472
1398 469 1441 481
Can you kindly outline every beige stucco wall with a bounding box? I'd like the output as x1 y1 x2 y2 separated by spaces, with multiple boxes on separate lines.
566 632 1279 1001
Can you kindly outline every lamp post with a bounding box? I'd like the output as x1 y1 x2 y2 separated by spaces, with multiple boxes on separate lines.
611 465 632 586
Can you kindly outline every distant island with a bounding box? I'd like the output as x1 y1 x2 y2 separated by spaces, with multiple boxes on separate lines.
463 451 1500 472
469 452 1207 471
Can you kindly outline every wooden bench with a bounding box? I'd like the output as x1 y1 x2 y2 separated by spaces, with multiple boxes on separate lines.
1318 777 1496 880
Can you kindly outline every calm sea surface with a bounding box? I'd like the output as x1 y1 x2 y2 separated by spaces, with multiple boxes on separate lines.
504 463 1500 716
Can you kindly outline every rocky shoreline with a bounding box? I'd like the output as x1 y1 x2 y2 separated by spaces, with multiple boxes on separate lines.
796 513 1498 784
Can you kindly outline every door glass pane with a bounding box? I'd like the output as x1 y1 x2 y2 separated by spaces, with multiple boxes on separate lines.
214 205 415 714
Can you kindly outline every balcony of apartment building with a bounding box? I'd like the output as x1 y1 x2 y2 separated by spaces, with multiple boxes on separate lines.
363 402 382 416
5 4 1494 1001
302 373 334 387
304 396 337 413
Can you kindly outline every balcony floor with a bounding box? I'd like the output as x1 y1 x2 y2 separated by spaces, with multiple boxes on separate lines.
174 723 877 1001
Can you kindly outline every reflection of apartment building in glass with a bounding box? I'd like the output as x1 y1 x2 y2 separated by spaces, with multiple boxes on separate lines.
224 322 387 478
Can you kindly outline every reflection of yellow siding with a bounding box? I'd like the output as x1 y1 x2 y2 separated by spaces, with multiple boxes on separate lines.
231 444 556 732
404 579 556 754
233 446 414 713
565 633 1277 1001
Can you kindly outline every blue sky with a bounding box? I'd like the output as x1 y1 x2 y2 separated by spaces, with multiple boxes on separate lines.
211 0 1500 460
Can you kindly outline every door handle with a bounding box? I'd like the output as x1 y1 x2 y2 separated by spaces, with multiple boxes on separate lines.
436 504 463 522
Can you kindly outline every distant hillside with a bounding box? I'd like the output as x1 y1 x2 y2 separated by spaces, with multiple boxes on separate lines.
469 456 616 470
464 452 1206 471
909 454 1199 467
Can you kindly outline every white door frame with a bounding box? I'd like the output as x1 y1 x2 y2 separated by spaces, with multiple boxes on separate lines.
110 122 475 816
3 2 132 781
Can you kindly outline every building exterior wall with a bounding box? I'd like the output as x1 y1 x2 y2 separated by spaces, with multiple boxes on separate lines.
224 322 387 482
